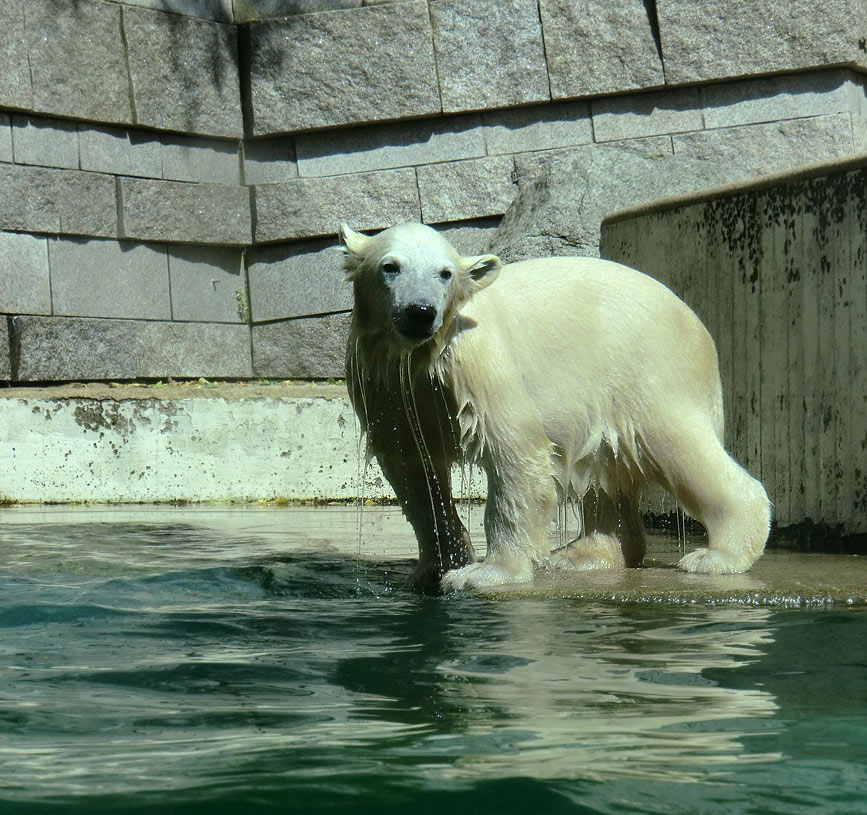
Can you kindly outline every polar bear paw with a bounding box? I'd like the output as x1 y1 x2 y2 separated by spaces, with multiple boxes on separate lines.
440 559 534 592
550 533 626 571
677 547 750 575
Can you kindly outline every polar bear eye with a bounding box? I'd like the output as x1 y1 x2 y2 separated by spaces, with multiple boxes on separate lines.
439 268 453 281
381 260 400 276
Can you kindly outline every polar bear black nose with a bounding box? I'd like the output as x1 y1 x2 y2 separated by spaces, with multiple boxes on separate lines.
399 302 437 339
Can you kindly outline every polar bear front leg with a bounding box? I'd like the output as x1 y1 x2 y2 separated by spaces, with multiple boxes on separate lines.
441 452 556 592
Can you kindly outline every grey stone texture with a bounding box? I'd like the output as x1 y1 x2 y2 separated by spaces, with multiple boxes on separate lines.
657 0 867 84
254 169 421 242
248 241 350 323
0 165 117 238
493 113 856 262
124 7 243 137
0 114 12 164
671 114 855 168
160 137 241 185
252 314 350 379
701 70 860 129
435 219 501 255
0 318 10 380
540 0 665 98
233 0 362 21
79 126 163 179
26 0 133 125
243 139 298 185
48 239 171 320
417 156 517 224
13 317 254 381
248 2 440 135
295 116 485 178
482 102 593 156
168 246 246 323
119 178 252 245
0 0 31 110
0 232 51 315
117 0 234 22
430 0 550 112
11 117 80 170
591 87 703 142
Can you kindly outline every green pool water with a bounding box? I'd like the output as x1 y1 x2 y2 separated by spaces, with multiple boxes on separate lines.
1 506 865 814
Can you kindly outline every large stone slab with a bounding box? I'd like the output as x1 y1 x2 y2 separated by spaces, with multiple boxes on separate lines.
701 70 860 130
79 126 163 179
671 114 856 169
417 156 517 224
295 116 485 178
11 117 80 170
48 239 171 320
591 87 703 142
117 0 234 22
0 318 10 380
167 246 246 323
14 316 253 381
243 138 298 185
254 169 420 242
481 101 593 156
430 0 550 112
657 0 867 84
493 113 856 262
539 0 664 98
0 0 31 110
124 7 243 137
25 0 133 124
247 240 350 323
160 136 241 185
0 232 51 315
248 241 349 322
0 114 11 163
252 314 350 379
0 165 117 238
234 0 361 21
249 2 439 134
119 178 252 245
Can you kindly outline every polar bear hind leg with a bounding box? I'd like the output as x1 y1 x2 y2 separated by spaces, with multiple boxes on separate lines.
650 412 770 574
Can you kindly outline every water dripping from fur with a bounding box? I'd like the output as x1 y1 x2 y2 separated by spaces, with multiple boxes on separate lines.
398 354 445 576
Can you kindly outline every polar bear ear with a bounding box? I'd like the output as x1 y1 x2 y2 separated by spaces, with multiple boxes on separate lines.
338 223 371 280
462 254 502 291
338 223 370 258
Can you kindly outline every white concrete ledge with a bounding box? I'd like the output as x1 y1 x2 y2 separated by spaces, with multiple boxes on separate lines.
0 382 370 503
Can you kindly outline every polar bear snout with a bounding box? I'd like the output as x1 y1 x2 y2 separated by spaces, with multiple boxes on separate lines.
394 301 439 342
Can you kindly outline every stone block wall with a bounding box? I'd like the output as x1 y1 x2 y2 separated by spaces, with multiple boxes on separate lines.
1 0 867 383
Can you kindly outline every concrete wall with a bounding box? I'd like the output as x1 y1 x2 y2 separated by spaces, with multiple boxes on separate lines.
2 0 867 384
601 155 867 534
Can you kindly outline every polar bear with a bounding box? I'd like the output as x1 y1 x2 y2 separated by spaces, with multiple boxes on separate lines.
340 222 770 592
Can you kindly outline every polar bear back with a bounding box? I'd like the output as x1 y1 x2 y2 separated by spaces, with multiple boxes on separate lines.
450 256 724 461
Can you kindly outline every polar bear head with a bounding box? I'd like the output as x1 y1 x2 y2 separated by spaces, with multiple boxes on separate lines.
339 222 502 347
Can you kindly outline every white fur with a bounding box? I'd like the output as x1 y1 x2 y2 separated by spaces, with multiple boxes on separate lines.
341 222 771 592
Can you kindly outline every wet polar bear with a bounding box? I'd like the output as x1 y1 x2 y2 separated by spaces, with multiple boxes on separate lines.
341 222 770 592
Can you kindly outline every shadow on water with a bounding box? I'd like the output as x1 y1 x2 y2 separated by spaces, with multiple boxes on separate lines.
0 515 866 814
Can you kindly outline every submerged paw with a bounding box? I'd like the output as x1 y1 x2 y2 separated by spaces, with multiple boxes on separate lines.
677 548 750 575
440 560 533 592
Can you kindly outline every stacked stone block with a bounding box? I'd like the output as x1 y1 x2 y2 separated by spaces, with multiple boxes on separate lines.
1 0 866 383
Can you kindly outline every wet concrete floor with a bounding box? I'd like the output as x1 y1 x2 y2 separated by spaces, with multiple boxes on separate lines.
1 504 864 607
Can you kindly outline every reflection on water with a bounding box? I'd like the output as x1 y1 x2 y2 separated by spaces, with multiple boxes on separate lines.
0 509 865 814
